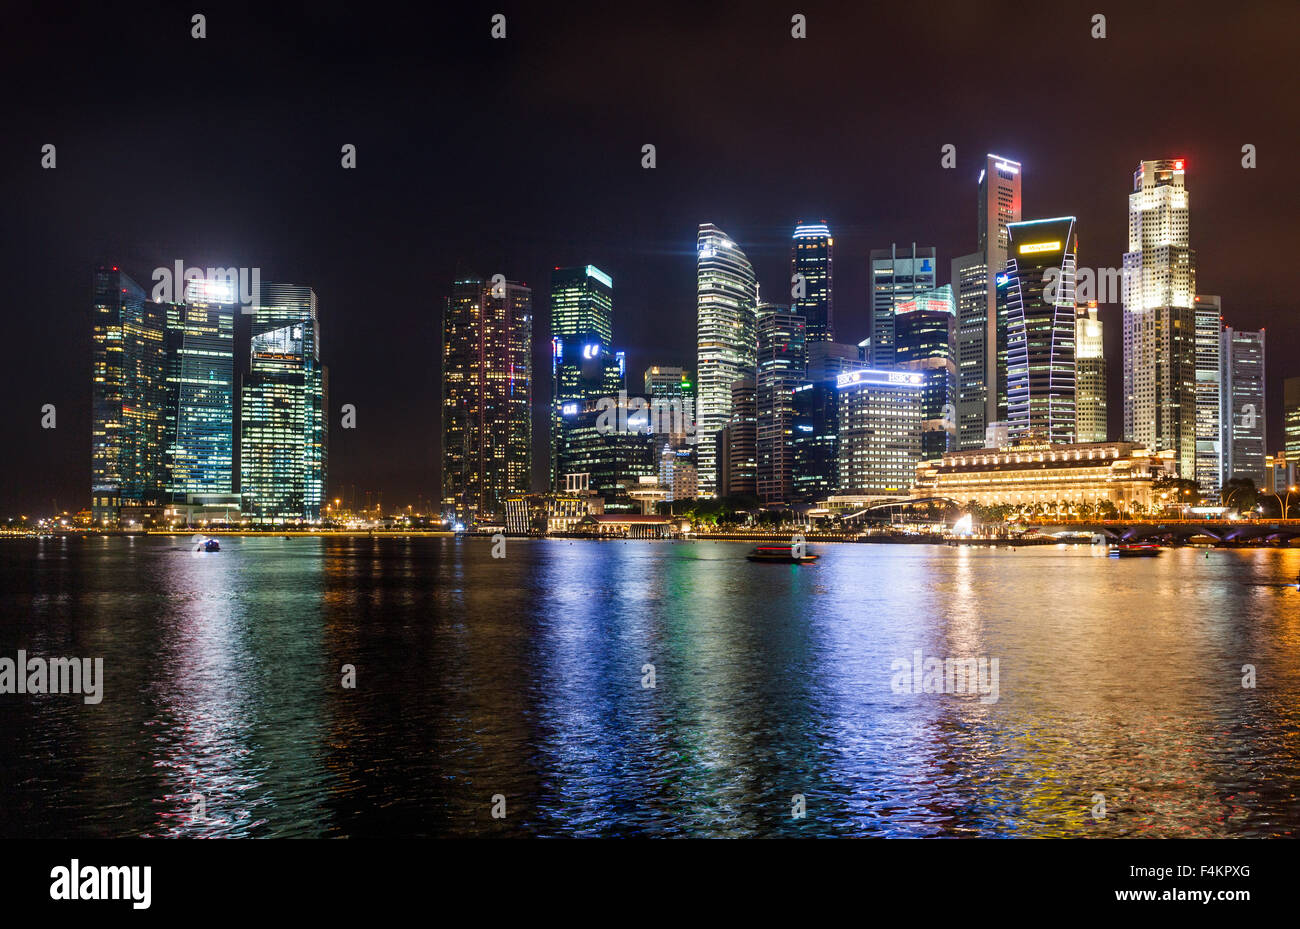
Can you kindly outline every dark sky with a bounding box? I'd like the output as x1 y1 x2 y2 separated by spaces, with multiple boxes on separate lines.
3 0 1298 515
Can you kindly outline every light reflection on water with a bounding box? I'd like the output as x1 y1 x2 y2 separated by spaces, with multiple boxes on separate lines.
1 536 1298 838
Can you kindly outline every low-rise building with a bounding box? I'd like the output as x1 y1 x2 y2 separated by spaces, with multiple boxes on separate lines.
913 439 1176 512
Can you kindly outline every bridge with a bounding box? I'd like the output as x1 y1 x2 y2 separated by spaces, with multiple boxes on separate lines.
1024 518 1300 544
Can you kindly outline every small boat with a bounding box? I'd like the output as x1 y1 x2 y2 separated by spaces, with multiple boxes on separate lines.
200 538 220 552
747 544 818 564
1108 543 1160 558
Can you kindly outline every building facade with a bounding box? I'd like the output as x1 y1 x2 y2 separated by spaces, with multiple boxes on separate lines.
836 369 924 495
1193 294 1223 496
1219 326 1266 489
551 265 617 489
441 277 532 523
869 243 937 368
1001 217 1077 444
1123 158 1197 479
696 224 758 496
755 306 807 504
164 284 235 501
1075 301 1107 444
791 222 833 342
717 377 757 499
894 286 957 459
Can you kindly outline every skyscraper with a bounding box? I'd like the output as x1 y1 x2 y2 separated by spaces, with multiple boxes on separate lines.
696 224 757 497
836 369 924 495
1075 301 1107 444
551 266 619 489
755 305 807 504
164 281 235 501
791 222 833 342
1284 376 1300 462
1193 294 1223 496
1220 327 1266 490
894 285 957 459
1123 158 1197 479
241 283 328 523
954 154 1023 447
870 243 936 367
91 267 167 523
1001 217 1077 443
791 381 838 502
441 277 532 523
717 377 757 499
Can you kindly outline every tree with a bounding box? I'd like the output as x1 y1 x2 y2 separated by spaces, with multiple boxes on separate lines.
1221 477 1257 513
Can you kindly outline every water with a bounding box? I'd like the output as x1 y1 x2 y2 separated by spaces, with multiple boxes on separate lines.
1 535 1298 838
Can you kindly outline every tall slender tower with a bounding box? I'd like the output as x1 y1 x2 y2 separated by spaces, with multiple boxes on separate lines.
1123 158 1196 478
755 305 806 504
869 243 936 367
550 265 617 489
1001 217 1077 443
241 283 328 523
1074 301 1108 443
1220 326 1266 489
441 277 533 523
165 280 235 500
791 222 833 342
696 224 757 497
1193 294 1222 496
91 267 167 524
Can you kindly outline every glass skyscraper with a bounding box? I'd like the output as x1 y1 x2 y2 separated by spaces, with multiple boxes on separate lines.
1193 294 1223 496
870 243 936 368
791 222 833 343
1075 301 1108 444
164 282 235 500
894 285 957 459
550 265 619 490
755 305 807 504
1001 217 1078 444
91 267 167 523
696 223 757 497
241 283 327 523
1219 327 1266 489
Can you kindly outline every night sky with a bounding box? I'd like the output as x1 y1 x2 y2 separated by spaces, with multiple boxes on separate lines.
3 0 1298 516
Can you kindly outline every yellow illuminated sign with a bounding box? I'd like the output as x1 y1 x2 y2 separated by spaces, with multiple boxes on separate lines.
1019 241 1061 254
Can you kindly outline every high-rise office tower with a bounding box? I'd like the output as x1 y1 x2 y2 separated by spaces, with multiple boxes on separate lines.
551 266 619 488
791 222 833 342
1219 327 1266 489
755 305 807 504
241 283 328 523
91 267 167 523
953 154 1023 446
895 286 957 459
1001 217 1077 443
791 381 838 502
1284 376 1300 461
442 276 532 523
1123 158 1197 478
696 224 757 496
1193 294 1223 496
870 243 937 367
835 369 924 494
717 378 757 499
643 364 695 454
805 341 865 382
1075 301 1108 444
164 280 235 501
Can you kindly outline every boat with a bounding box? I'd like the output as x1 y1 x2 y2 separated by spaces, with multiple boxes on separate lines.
1108 543 1160 558
200 538 220 552
746 544 819 564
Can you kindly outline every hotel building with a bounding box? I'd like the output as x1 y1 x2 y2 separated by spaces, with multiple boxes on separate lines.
914 440 1177 512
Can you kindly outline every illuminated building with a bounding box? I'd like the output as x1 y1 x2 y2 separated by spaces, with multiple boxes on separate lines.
1075 301 1107 444
791 222 833 342
555 394 657 511
836 369 924 494
440 276 532 523
1219 327 1266 489
643 364 695 455
241 283 328 523
954 154 1022 448
806 341 865 382
164 280 235 501
913 440 1177 512
894 285 957 458
870 243 936 367
696 224 758 496
1193 294 1223 496
1123 158 1196 479
756 305 806 504
1000 217 1077 443
717 378 756 498
791 381 838 502
1264 452 1300 497
659 445 697 501
504 492 600 534
91 267 167 523
1285 377 1300 461
551 266 618 487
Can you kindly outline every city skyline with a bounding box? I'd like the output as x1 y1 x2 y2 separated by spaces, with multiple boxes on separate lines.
3 2 1298 516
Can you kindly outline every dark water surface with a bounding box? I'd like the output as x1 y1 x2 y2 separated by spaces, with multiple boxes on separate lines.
1 535 1298 838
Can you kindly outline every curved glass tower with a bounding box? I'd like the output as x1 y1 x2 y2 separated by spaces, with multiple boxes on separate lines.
696 224 757 497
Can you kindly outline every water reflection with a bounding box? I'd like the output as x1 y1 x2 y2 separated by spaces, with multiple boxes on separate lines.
1 537 1298 837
